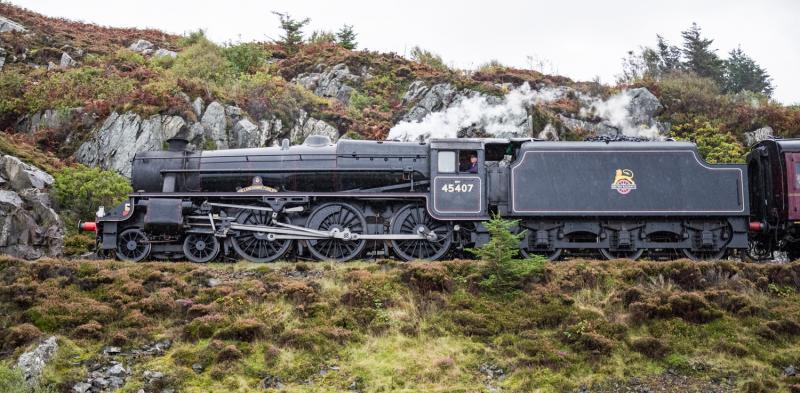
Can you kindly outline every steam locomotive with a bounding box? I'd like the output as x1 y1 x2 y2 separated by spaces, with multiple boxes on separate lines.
79 134 800 263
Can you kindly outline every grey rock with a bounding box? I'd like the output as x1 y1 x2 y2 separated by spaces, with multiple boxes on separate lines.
16 336 58 382
75 112 187 177
153 48 177 59
289 110 339 143
103 346 122 356
259 375 284 389
626 87 662 126
16 107 84 135
72 381 92 393
785 365 797 376
59 52 76 68
191 363 204 373
143 370 165 382
231 118 266 148
0 16 27 33
106 363 127 377
0 155 54 190
745 125 773 146
129 39 154 53
0 54 5 70
295 63 360 104
192 97 205 117
401 83 461 123
0 189 23 209
201 102 228 149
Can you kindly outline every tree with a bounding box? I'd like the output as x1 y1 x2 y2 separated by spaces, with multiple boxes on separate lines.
656 35 682 74
272 11 310 54
468 214 546 293
723 47 774 96
681 23 724 83
336 24 358 50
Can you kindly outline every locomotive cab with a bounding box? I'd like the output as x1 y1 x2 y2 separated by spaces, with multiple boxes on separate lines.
747 138 800 259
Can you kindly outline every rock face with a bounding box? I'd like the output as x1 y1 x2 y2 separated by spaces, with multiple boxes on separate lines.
0 15 27 33
0 156 63 259
16 336 58 383
74 101 340 177
295 63 361 104
745 125 774 146
401 83 463 123
75 112 188 177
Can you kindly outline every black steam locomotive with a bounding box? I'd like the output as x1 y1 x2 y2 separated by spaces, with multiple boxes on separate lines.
79 134 800 263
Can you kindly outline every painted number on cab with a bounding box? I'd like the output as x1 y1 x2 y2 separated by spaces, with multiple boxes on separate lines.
441 182 474 193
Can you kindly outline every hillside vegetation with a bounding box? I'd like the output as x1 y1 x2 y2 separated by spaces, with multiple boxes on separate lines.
1 258 800 392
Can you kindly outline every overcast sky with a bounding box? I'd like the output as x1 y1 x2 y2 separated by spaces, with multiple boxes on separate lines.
8 0 800 104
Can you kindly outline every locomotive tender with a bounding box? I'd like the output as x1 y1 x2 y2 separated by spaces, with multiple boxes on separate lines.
79 134 800 263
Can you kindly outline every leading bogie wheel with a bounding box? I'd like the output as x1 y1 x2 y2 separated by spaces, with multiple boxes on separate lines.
183 233 220 263
231 210 292 263
390 205 452 261
117 228 151 262
305 203 367 262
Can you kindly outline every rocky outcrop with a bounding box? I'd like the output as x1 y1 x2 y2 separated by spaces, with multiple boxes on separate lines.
400 82 463 123
0 15 27 33
16 336 58 383
74 100 340 176
295 64 361 104
745 125 774 146
0 155 63 259
15 107 88 134
153 48 177 59
128 39 175 58
289 110 339 143
75 112 188 177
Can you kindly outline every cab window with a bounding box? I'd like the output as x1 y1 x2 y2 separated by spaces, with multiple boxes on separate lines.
437 151 456 173
459 150 479 173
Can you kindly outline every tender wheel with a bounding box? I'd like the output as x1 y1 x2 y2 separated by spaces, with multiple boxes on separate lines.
183 233 220 263
390 205 452 261
305 203 366 262
231 210 292 263
117 228 151 262
681 247 727 261
599 248 645 261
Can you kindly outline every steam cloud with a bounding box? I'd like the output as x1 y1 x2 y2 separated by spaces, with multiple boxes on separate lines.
387 83 662 141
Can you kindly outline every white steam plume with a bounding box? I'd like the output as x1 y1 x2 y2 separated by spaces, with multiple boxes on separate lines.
387 83 663 141
387 83 564 141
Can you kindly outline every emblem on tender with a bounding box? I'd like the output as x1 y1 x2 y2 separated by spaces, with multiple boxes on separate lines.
611 169 636 195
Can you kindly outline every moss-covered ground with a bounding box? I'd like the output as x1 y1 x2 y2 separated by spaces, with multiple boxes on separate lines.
1 258 800 392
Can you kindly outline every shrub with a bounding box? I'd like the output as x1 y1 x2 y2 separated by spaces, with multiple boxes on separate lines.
409 46 449 72
0 364 28 393
63 234 95 256
630 336 669 358
0 68 27 127
223 42 270 75
212 318 265 342
53 165 131 224
673 120 745 163
215 344 243 363
24 67 136 113
172 36 233 85
2 323 42 350
469 214 546 293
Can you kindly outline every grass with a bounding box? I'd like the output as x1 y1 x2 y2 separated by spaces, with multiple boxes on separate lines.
2 257 800 392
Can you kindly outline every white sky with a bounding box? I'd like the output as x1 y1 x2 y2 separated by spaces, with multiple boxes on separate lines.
8 0 800 104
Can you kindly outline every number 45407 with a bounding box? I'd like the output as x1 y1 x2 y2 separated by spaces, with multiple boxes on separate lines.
441 183 474 193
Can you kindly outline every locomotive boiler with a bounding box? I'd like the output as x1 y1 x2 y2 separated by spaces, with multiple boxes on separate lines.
80 133 800 263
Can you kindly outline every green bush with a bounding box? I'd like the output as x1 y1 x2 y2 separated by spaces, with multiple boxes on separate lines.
673 120 745 163
223 42 270 75
409 46 449 72
64 233 95 256
53 165 131 223
469 214 546 293
172 37 233 85
24 67 135 113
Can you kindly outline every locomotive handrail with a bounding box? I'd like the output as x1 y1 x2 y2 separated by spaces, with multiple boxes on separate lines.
160 168 427 175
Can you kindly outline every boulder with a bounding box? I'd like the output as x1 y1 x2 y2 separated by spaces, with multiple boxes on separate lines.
59 51 76 68
0 155 54 190
231 118 267 148
153 48 177 58
626 87 663 127
289 110 339 143
0 156 63 260
16 107 84 134
401 83 461 123
745 125 774 146
201 102 228 149
75 112 187 177
0 15 27 33
16 336 58 383
295 63 360 104
0 49 6 71
128 39 154 53
192 97 205 117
